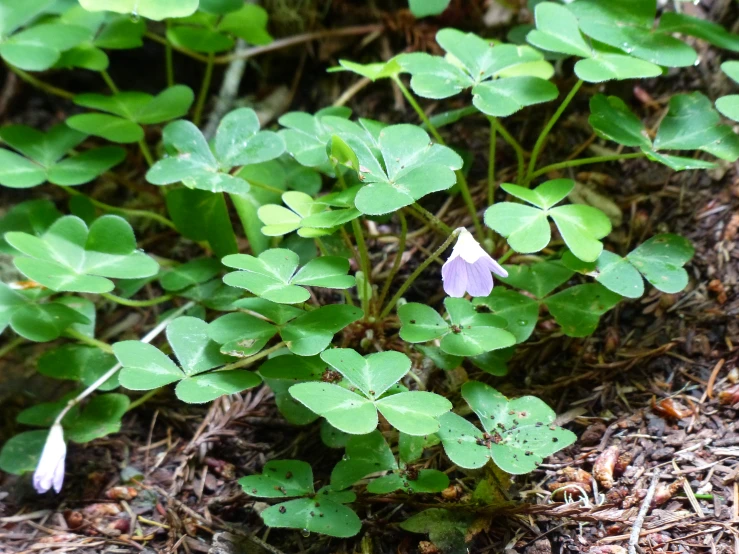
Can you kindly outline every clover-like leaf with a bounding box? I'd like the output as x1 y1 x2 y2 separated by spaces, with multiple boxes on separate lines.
147 108 285 195
716 61 739 122
485 179 612 262
0 0 92 71
0 430 48 476
78 0 198 21
399 298 515 357
367 469 449 495
627 234 694 294
0 199 61 254
330 431 397 490
160 258 222 292
239 460 314 498
0 124 125 188
653 92 739 162
398 29 557 117
408 0 451 17
441 381 577 474
64 393 130 443
6 215 159 293
543 283 621 337
281 304 364 356
320 348 411 400
258 190 361 238
400 508 475 554
526 2 663 82
588 95 651 149
562 250 644 298
208 311 278 358
175 371 262 404
657 12 739 54
497 260 574 299
67 86 194 143
223 249 355 304
0 283 90 342
38 344 119 390
472 289 539 343
331 59 403 81
259 353 325 425
341 124 463 215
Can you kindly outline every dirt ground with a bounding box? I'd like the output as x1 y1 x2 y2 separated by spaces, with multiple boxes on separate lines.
2 1 739 553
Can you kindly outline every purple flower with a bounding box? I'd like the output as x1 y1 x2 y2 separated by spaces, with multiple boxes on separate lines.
33 424 66 494
442 228 508 298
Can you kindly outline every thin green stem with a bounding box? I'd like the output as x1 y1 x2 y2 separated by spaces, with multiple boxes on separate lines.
7 64 75 100
102 292 173 308
145 31 210 63
526 79 584 186
165 21 175 87
220 342 286 372
488 118 497 208
138 139 154 167
59 186 176 229
392 76 483 236
379 228 461 319
126 388 161 412
0 336 24 359
193 53 215 127
489 117 525 186
497 249 515 264
100 70 119 94
378 211 407 309
65 328 115 354
529 152 646 179
409 203 452 235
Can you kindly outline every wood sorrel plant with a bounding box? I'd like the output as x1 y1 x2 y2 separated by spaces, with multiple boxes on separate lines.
0 0 733 546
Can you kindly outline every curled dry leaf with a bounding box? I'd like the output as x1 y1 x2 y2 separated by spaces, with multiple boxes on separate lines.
105 486 138 500
562 467 592 484
548 481 592 500
593 446 619 490
651 397 693 419
652 478 685 507
719 384 739 405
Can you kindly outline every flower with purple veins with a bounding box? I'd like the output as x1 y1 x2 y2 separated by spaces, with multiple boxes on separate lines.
442 228 508 298
33 424 66 494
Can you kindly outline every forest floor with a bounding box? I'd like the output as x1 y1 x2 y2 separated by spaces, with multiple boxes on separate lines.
1 1 739 553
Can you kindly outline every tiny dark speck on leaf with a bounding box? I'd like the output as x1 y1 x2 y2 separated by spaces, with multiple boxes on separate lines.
279 506 286 514
410 319 416 324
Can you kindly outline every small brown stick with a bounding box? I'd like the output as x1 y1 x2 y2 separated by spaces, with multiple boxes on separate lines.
706 359 725 399
628 471 661 554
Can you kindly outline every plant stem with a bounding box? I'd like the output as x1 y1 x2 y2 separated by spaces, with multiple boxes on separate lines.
0 336 24 359
6 64 75 100
529 152 646 179
377 211 407 310
220 342 286 372
379 228 461 319
100 70 119 94
101 292 173 307
193 53 215 127
138 139 154 167
489 117 525 186
526 79 583 186
53 302 194 427
59 186 176 229
488 117 497 208
165 21 174 87
145 31 210 63
392 76 483 236
409 203 452 235
126 388 161 412
65 329 115 354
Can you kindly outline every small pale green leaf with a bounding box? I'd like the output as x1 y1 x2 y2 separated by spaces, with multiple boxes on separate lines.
239 460 314 498
281 305 364 357
330 431 397 490
375 392 452 436
114 341 183 390
289 382 378 435
544 283 621 337
175 371 261 404
321 349 411 399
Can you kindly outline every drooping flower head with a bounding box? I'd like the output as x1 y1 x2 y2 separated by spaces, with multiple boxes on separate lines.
442 228 508 298
33 424 66 494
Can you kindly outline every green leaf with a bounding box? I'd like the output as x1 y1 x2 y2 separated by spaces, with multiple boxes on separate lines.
218 4 273 45
569 0 696 68
498 260 573 298
627 234 694 294
408 0 451 17
562 250 644 298
78 0 199 20
321 349 411 399
415 345 462 371
38 344 119 390
215 108 285 168
470 348 515 377
278 108 355 171
289 383 378 435
239 460 314 498
472 289 539 343
544 283 621 337
115 341 184 390
527 2 593 58
330 431 397 490
399 433 439 464
167 25 234 54
0 430 47 475
223 249 354 304
549 204 612 262
717 62 739 122
0 0 53 37
332 59 402 81
208 312 276 357
0 200 61 254
472 76 558 118
175 370 262 404
0 21 91 71
343 124 463 215
65 393 129 443
66 113 143 143
368 469 449 494
654 92 739 162
574 53 662 83
160 258 222 292
6 215 158 293
460 381 577 474
658 12 739 53
259 353 324 425
167 316 231 376
502 179 572 210
398 303 448 343
400 508 475 554
166 188 238 259
589 94 651 149
484 202 549 254
281 304 363 356
0 124 125 187
376 392 452 436
261 494 361 538
233 297 304 325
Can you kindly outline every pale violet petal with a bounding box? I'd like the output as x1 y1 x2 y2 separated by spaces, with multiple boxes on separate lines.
466 258 494 297
480 254 509 278
442 255 468 297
